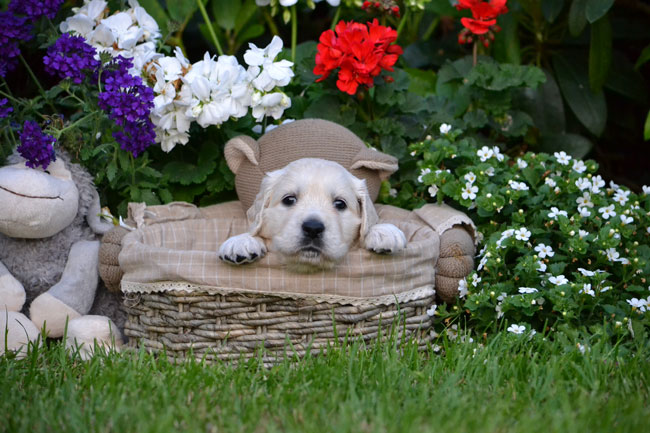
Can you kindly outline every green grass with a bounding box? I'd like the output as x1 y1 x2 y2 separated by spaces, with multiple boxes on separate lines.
1 334 649 433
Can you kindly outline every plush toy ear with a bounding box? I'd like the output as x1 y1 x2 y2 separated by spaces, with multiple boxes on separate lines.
246 168 284 236
224 135 260 175
349 147 399 181
355 177 379 241
46 158 73 181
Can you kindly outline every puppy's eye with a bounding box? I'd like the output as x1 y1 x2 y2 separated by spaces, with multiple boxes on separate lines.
282 195 297 206
333 199 347 211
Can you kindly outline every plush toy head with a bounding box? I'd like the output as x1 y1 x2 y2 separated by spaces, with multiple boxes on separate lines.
0 158 79 238
224 119 399 211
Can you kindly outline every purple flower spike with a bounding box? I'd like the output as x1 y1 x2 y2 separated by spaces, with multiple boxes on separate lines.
17 120 57 170
9 0 65 20
0 98 13 118
43 34 100 84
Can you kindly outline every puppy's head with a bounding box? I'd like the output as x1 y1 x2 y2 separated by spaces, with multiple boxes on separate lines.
247 158 378 271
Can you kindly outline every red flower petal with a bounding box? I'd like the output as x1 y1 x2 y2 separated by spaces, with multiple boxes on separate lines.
461 17 496 35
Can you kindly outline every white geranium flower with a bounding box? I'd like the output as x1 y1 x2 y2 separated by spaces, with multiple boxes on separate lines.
549 275 568 285
251 91 291 121
464 172 476 184
575 177 591 191
554 151 571 165
516 158 528 169
458 279 469 298
245 36 294 92
591 175 605 194
461 183 479 200
518 287 538 294
428 185 439 198
580 284 595 297
507 324 526 334
439 123 452 134
598 204 616 220
620 215 634 225
534 243 554 258
613 190 630 206
545 177 557 187
572 159 586 173
548 206 568 220
514 227 531 242
576 192 593 208
477 146 494 162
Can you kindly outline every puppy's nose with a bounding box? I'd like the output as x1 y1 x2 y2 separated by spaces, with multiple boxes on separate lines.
302 219 325 239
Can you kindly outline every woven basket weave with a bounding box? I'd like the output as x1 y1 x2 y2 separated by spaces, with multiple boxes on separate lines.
123 290 434 365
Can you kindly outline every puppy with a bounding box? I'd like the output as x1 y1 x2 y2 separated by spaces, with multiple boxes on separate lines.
218 158 407 272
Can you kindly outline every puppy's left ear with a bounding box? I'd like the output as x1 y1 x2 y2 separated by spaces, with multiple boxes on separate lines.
246 168 283 236
355 178 379 241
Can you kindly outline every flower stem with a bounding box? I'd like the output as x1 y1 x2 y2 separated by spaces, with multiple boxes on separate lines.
396 7 410 40
421 16 440 41
262 9 280 36
291 5 298 64
52 112 97 139
330 6 341 30
197 0 224 56
473 40 478 67
18 54 56 112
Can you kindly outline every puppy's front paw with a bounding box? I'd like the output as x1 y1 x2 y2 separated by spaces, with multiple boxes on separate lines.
364 223 407 255
218 233 267 264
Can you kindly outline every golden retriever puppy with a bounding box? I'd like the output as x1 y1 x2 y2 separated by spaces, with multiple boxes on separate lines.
218 158 407 272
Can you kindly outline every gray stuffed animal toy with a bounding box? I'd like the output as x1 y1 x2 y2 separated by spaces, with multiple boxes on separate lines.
0 149 124 358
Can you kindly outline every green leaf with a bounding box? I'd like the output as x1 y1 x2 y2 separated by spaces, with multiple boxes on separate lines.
539 133 593 159
492 12 520 65
634 44 650 70
213 0 240 30
585 0 615 23
588 16 612 92
553 54 607 137
237 24 264 44
518 69 565 134
106 161 118 182
235 0 259 34
163 160 215 186
542 0 565 23
568 0 588 36
605 51 648 105
644 110 650 141
168 2 198 24
404 68 436 96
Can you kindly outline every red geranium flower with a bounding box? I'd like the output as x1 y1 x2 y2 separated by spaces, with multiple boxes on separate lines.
456 0 508 46
314 19 403 95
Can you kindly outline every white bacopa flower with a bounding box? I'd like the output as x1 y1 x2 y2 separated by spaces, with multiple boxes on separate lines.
591 175 605 194
545 177 557 187
627 298 648 312
600 286 612 293
620 214 634 225
578 230 589 239
598 204 616 220
580 284 595 297
613 190 630 206
572 159 587 173
642 185 650 195
464 171 476 184
461 183 479 200
493 146 505 161
477 255 488 271
516 158 528 169
577 268 595 277
518 287 538 294
548 206 568 220
426 304 438 316
514 227 531 242
417 168 431 183
577 343 588 354
470 275 481 287
428 185 439 198
575 177 591 191
549 275 568 285
477 146 494 162
509 181 529 191
578 207 591 218
485 166 495 177
576 192 594 208
554 151 571 165
458 279 469 298
534 243 554 258
507 324 526 334
608 180 620 192
604 248 621 262
439 123 452 134
537 261 547 272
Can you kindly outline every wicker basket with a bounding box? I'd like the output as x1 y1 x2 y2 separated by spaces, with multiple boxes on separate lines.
123 290 435 365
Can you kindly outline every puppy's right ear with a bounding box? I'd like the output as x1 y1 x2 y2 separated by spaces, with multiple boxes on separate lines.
246 168 284 236
355 178 379 241
224 135 260 174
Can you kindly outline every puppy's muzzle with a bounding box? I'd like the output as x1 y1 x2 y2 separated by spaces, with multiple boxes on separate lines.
302 218 325 240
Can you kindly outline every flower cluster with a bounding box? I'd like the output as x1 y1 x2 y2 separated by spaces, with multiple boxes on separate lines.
98 56 155 157
455 0 508 47
314 19 403 95
0 11 33 78
16 121 57 170
9 0 64 20
60 0 161 76
361 1 401 18
406 127 650 339
0 98 13 118
43 34 101 84
147 36 293 152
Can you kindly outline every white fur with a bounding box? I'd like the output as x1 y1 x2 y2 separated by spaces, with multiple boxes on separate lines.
219 158 406 271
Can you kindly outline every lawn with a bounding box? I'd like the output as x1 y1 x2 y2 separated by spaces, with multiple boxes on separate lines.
2 334 648 433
